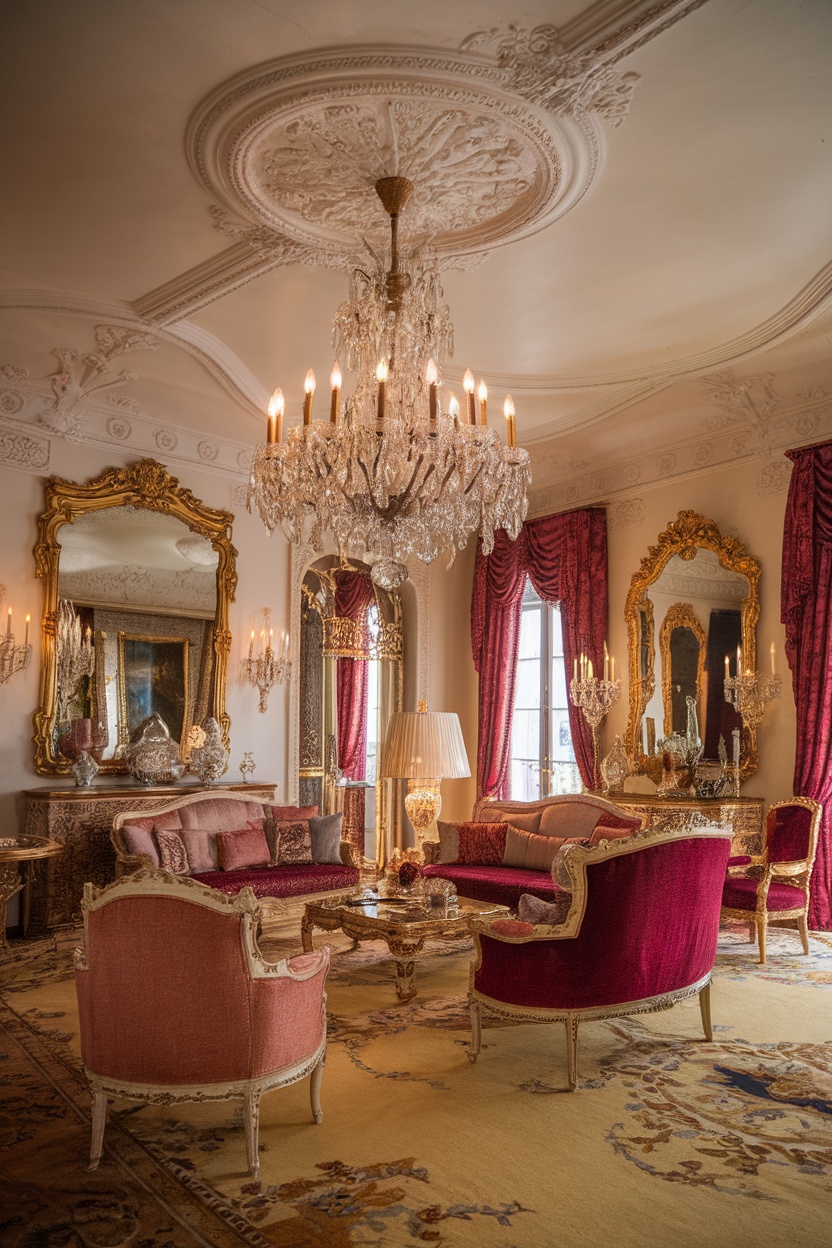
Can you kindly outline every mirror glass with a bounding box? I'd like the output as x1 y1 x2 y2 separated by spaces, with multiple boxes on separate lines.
33 460 236 775
298 557 403 862
625 511 761 778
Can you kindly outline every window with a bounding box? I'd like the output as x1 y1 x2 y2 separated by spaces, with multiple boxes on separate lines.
509 579 581 800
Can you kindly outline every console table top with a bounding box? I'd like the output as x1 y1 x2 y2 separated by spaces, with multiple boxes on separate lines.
23 782 277 802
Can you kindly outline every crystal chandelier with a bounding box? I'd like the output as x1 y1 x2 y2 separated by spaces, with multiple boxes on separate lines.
248 177 532 588
56 597 95 720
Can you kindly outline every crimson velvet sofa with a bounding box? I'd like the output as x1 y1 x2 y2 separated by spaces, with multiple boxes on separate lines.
422 794 644 909
111 791 360 929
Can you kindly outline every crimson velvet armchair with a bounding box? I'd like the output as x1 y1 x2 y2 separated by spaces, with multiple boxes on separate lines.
468 825 732 1089
74 869 330 1176
721 797 822 963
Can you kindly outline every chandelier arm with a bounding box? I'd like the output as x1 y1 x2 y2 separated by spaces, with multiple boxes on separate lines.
463 460 487 496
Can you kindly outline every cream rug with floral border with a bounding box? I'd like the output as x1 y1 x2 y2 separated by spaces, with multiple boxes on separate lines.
1 921 831 1247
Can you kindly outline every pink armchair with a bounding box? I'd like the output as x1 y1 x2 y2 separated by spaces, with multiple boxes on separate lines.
468 825 732 1089
721 797 822 963
74 868 330 1176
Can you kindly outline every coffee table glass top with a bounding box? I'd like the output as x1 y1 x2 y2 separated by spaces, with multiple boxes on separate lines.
315 886 508 926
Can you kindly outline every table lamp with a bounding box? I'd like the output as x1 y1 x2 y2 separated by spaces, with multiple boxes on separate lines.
380 700 470 854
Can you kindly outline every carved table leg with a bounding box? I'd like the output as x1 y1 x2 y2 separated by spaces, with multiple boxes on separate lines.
0 862 23 953
301 913 315 953
387 936 425 1002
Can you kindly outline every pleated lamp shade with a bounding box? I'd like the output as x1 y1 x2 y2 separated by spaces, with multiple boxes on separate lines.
380 706 470 780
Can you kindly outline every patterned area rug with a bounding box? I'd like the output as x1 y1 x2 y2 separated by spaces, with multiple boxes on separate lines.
1 921 831 1247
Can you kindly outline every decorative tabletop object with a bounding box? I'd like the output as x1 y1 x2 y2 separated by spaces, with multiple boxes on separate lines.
600 735 629 795
186 717 229 783
125 713 185 786
71 749 99 789
398 860 421 891
240 752 255 783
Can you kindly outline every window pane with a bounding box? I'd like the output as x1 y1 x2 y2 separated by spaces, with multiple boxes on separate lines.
515 658 541 710
518 604 542 660
511 708 540 759
547 602 581 795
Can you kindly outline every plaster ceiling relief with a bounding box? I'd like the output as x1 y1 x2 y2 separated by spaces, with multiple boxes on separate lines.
189 39 608 267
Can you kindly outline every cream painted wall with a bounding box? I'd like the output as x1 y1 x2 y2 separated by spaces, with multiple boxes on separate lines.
427 542 478 823
0 444 293 927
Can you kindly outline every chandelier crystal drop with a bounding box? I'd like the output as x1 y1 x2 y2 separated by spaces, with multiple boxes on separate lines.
248 177 531 582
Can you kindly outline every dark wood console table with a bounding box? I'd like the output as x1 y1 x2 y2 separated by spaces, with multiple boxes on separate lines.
22 781 276 934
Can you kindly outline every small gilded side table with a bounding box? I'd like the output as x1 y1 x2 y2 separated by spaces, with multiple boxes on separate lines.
0 835 63 953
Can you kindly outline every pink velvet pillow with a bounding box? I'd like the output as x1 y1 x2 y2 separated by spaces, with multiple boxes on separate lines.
155 828 189 874
590 820 641 845
122 823 160 866
179 827 218 874
275 819 313 865
216 823 271 871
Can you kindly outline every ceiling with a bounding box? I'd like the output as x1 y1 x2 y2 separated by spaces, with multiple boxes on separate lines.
2 0 831 514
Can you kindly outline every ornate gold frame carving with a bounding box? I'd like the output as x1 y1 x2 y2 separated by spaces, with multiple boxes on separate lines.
33 459 237 775
624 510 760 780
658 602 706 738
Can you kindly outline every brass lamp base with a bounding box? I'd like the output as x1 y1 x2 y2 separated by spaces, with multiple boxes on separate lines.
404 779 442 857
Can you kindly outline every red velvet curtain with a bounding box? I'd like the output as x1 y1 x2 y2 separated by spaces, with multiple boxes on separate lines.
335 572 375 782
471 508 608 800
781 442 832 928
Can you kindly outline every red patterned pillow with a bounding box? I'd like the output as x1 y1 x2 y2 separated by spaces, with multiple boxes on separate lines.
595 812 642 831
155 828 189 874
455 822 508 865
216 823 271 871
269 804 319 822
275 819 313 865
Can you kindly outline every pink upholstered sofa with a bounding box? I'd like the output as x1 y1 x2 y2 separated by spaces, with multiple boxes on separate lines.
422 794 644 909
111 791 360 923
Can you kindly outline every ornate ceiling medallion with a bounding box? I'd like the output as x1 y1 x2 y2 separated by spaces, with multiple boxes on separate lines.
188 45 601 266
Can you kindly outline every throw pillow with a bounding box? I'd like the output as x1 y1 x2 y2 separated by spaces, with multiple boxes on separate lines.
216 823 271 871
275 819 313 865
589 820 640 846
502 825 561 872
121 823 160 866
437 821 508 865
309 813 343 864
497 809 542 834
489 919 535 938
538 799 608 839
155 828 189 874
269 804 319 822
518 891 571 926
179 827 218 874
597 811 643 831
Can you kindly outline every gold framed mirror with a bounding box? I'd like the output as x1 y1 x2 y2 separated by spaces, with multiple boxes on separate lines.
33 459 237 775
625 510 761 780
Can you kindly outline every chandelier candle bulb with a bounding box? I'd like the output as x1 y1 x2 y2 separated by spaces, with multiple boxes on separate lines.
504 395 516 446
6 609 10 637
376 358 388 421
267 388 284 444
303 370 316 425
477 379 488 425
24 615 29 647
448 394 460 426
463 369 476 424
770 642 776 675
426 357 438 425
330 360 342 424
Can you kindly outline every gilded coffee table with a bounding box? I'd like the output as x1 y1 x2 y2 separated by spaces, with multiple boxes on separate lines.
300 889 510 1002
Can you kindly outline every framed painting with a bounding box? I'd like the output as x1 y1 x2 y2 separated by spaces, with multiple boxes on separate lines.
117 633 190 744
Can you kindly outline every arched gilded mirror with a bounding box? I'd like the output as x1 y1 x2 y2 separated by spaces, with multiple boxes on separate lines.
298 557 403 866
625 511 761 779
33 459 237 775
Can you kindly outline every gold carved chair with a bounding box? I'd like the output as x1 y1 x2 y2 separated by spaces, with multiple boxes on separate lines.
721 797 822 963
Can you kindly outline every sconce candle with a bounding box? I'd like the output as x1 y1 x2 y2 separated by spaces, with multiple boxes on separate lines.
25 614 30 647
770 642 776 675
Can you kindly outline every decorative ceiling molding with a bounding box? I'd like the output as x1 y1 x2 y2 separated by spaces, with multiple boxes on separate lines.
187 46 600 271
35 325 158 440
526 395 831 517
